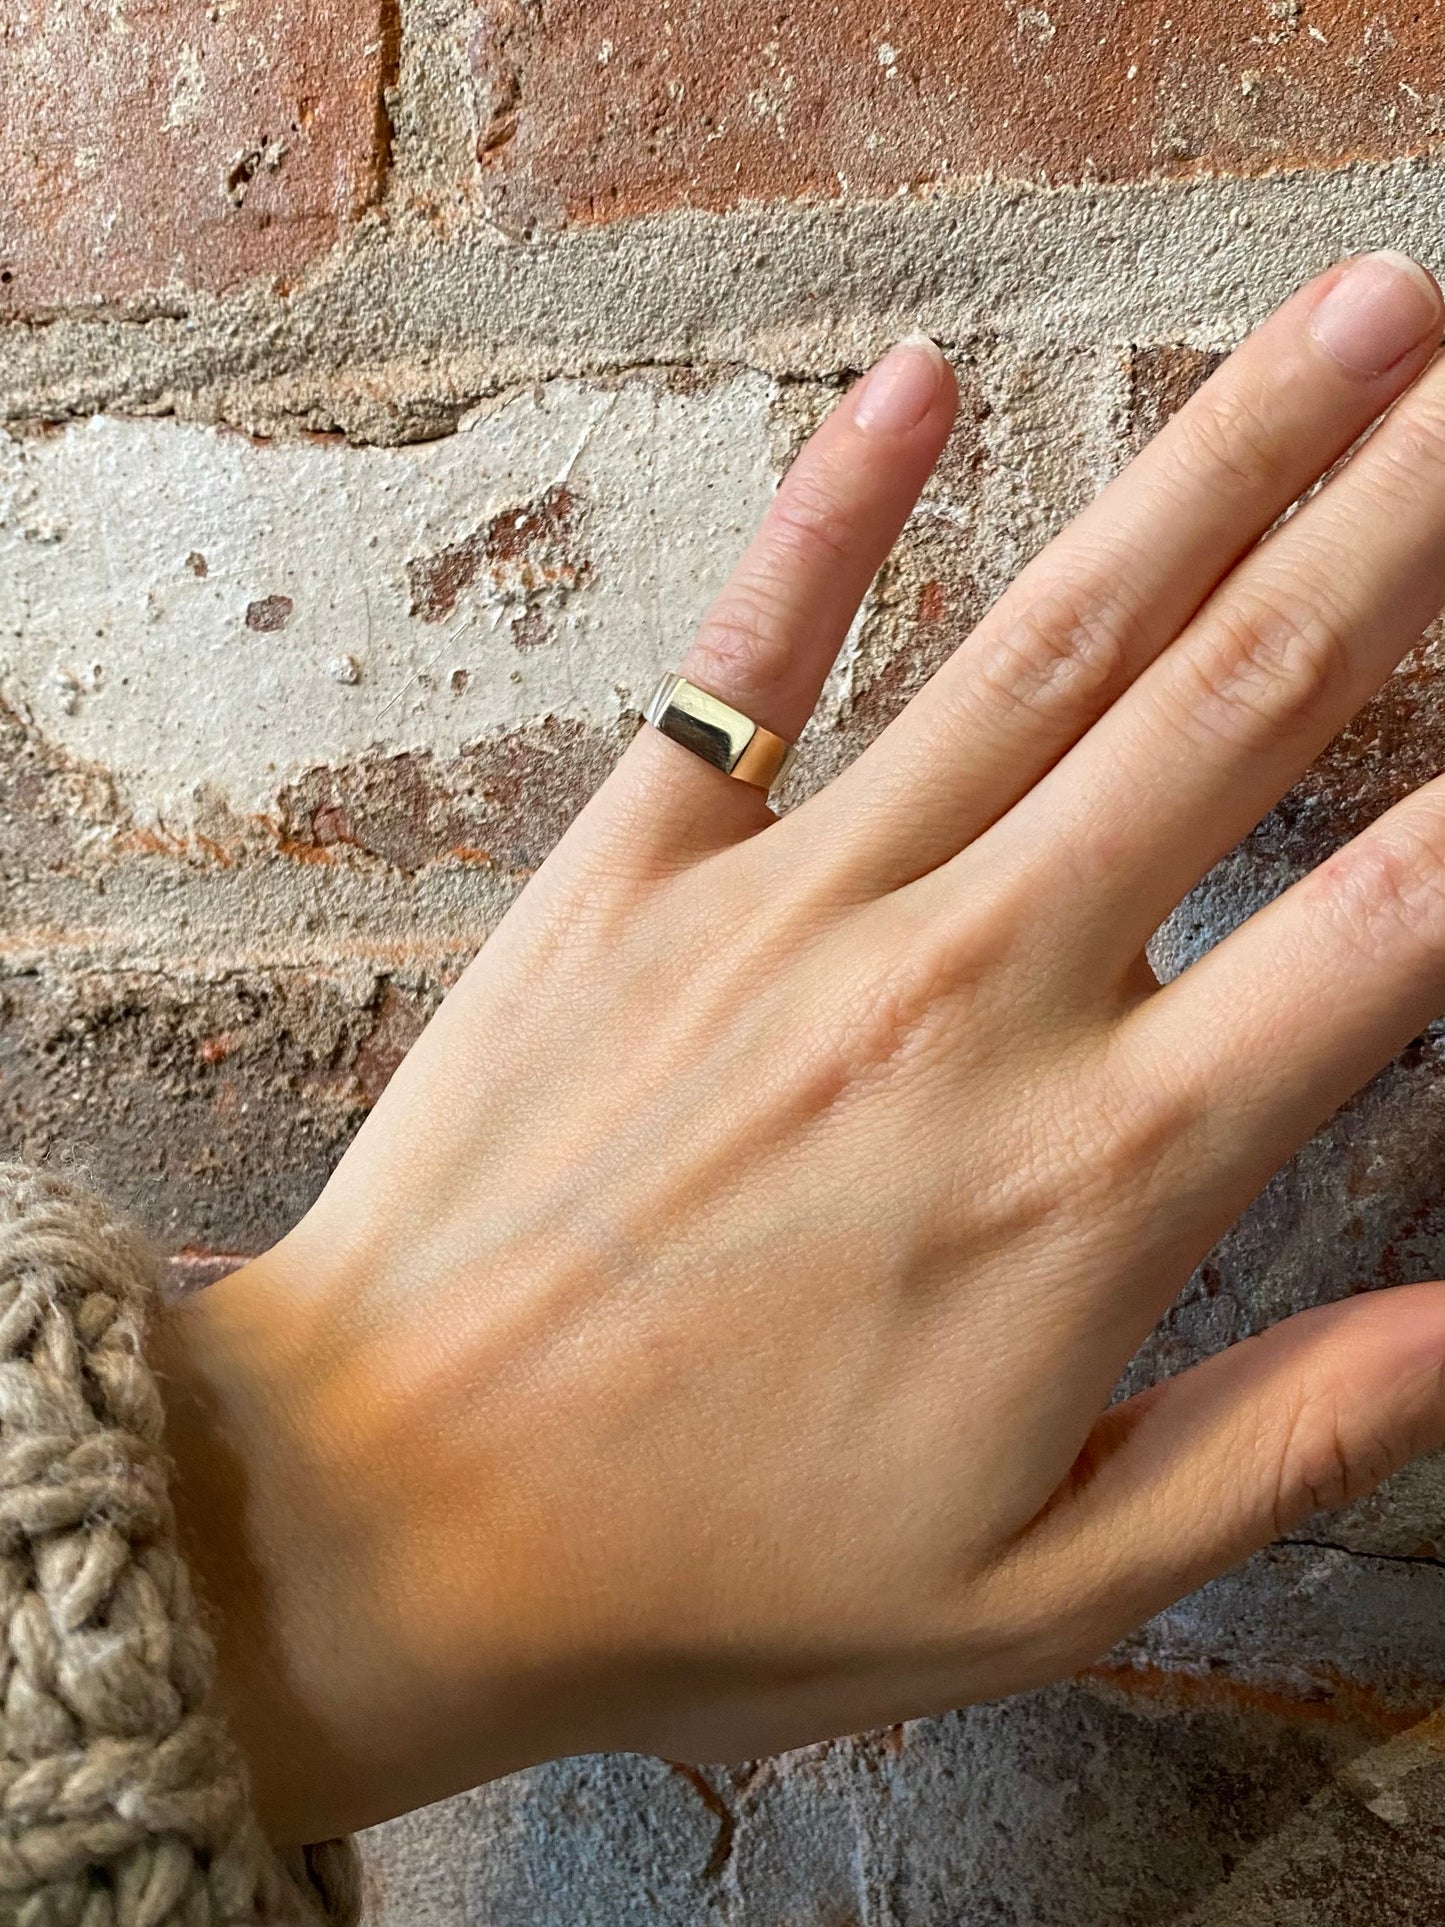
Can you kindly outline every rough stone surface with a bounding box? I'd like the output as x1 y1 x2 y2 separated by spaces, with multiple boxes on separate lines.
1111 1543 1445 1724
0 965 441 1250
1180 1706 1445 1924
0 0 399 315
358 1680 1368 1926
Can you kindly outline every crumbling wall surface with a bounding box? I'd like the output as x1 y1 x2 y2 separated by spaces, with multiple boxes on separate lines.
5 2 1445 1921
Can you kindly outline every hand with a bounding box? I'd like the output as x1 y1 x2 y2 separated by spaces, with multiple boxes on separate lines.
158 250 1445 1844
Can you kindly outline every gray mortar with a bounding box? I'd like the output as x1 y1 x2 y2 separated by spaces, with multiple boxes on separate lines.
1 155 1443 441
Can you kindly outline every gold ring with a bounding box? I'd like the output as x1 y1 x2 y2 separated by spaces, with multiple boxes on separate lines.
642 673 797 793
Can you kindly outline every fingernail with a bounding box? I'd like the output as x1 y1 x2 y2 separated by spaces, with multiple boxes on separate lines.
1308 249 1442 377
851 332 946 434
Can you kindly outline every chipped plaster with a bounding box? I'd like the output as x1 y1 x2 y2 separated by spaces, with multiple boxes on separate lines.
0 373 775 827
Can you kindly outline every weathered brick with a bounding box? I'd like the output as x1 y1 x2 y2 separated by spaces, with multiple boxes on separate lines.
472 0 1445 235
1127 345 1227 451
0 0 400 314
277 718 625 877
842 510 989 743
0 690 121 881
0 380 775 848
0 967 440 1250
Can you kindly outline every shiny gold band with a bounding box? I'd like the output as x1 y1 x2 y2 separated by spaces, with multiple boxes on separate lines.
642 673 796 792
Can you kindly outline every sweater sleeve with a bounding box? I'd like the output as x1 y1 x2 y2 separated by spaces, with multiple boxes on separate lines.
0 1162 361 1926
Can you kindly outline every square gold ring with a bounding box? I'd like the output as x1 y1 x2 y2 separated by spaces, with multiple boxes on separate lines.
643 673 796 793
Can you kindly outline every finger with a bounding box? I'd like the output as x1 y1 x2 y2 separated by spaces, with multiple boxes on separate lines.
807 250 1444 894
1007 1284 1445 1658
1126 769 1445 1185
975 303 1445 971
604 334 958 862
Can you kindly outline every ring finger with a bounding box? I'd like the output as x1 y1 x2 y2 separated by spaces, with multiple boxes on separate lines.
809 250 1444 893
981 327 1445 973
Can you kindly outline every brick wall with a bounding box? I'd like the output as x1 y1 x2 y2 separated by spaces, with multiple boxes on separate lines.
4 3 1445 1921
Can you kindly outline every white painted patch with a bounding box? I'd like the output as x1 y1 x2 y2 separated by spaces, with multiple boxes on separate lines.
0 373 778 828
162 42 207 133
1014 8 1055 45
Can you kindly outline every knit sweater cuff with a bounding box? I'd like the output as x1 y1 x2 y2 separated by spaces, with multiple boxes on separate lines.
0 1162 361 1926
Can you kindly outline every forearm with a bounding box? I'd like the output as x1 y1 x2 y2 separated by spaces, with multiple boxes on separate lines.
0 1162 361 1920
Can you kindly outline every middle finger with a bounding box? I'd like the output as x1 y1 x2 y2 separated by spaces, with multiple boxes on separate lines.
979 334 1445 974
794 251 1442 896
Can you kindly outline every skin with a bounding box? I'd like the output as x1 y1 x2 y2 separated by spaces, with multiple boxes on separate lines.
156 253 1445 1846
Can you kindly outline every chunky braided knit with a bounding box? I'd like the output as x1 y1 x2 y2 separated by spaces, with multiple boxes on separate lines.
0 1165 360 1927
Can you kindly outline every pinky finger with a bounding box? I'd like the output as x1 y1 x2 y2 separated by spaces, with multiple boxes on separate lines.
601 334 958 862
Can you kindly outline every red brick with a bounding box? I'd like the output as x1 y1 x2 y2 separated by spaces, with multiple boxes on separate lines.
471 0 1445 234
405 484 590 623
277 716 625 876
0 0 400 314
1126 345 1226 452
0 689 624 884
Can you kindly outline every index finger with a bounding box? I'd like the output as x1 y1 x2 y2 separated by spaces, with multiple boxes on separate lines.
1123 769 1445 1221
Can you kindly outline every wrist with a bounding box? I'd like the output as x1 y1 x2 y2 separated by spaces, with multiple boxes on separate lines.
153 1225 614 1838
153 1249 380 1839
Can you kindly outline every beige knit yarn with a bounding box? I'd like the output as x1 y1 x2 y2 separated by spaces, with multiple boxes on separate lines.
0 1164 360 1927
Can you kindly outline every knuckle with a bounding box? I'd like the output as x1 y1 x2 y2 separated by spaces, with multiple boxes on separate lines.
689 584 793 695
836 943 960 1081
1312 809 1445 953
1380 393 1445 488
1071 1032 1198 1204
1169 381 1285 500
763 468 859 571
1182 586 1353 748
1274 1385 1398 1531
975 580 1141 724
781 949 961 1138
